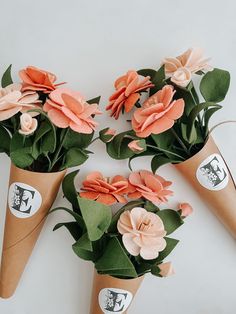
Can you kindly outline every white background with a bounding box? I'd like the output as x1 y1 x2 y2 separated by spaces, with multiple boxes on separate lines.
0 0 236 313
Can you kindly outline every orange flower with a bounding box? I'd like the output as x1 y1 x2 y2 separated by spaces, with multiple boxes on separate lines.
80 171 130 205
117 207 167 259
132 85 184 138
43 88 101 133
19 66 64 93
128 170 173 205
106 70 154 119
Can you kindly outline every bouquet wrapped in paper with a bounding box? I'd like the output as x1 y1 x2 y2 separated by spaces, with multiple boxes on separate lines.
53 170 192 313
0 65 101 298
104 48 235 238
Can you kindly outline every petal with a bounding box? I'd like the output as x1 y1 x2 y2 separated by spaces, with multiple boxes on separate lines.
166 99 185 120
47 108 70 128
122 233 140 256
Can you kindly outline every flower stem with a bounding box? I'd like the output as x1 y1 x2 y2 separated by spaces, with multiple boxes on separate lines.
147 143 185 160
170 128 190 156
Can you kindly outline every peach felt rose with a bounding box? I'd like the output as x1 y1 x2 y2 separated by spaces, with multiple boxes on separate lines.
43 88 101 134
128 170 173 205
131 85 184 138
117 207 167 259
158 262 175 277
106 70 154 119
19 113 38 135
128 140 145 153
0 83 41 121
163 48 211 87
178 202 193 218
80 171 130 205
19 66 64 93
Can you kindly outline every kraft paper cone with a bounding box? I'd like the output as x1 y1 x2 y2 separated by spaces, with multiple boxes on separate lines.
0 163 66 298
90 271 144 314
175 136 236 238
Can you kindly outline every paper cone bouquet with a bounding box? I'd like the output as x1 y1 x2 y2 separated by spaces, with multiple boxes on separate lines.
0 65 102 297
54 170 192 313
103 47 235 238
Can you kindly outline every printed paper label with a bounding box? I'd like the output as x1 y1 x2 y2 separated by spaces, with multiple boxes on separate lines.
8 182 42 218
196 153 229 191
98 288 133 313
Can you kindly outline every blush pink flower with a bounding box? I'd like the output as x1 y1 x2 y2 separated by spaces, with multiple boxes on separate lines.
128 170 173 205
0 83 41 121
163 48 211 87
80 171 130 205
117 207 167 259
43 88 101 133
19 66 64 93
128 140 145 153
132 85 184 138
106 70 154 119
158 262 175 277
178 203 193 218
19 113 38 135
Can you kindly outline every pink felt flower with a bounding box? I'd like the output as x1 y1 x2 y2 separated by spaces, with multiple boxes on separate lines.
43 88 101 133
163 48 211 87
19 66 64 93
178 203 193 218
128 140 145 153
106 70 154 119
80 171 130 205
128 170 173 205
158 262 175 277
19 113 38 135
131 85 184 138
0 83 41 121
117 207 167 259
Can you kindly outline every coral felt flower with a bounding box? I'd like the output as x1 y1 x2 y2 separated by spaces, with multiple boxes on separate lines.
178 202 193 218
132 85 184 138
19 113 38 135
43 88 101 134
0 83 41 121
128 170 173 205
80 171 130 205
106 70 154 119
19 66 64 93
158 262 175 277
117 207 167 259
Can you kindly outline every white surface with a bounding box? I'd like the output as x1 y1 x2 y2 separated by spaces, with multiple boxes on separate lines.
0 0 236 313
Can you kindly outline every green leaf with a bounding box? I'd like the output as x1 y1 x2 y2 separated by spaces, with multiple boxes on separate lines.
10 147 34 168
62 148 88 169
150 65 166 95
137 68 157 80
151 265 161 277
200 68 230 102
157 209 184 235
1 64 13 88
87 96 101 105
151 155 172 173
53 221 82 240
106 131 135 160
203 106 222 132
99 128 114 143
0 125 11 154
95 237 137 278
151 130 174 150
72 233 94 260
50 207 84 228
63 129 94 149
62 170 79 208
128 149 156 171
78 197 112 241
155 237 179 262
144 200 159 213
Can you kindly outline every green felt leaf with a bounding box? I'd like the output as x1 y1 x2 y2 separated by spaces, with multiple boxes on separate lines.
50 207 84 228
1 64 13 88
87 96 101 105
144 200 159 213
157 209 184 235
128 149 156 171
151 265 161 277
95 237 137 278
203 106 222 133
155 237 179 263
137 68 157 80
151 130 174 150
62 170 79 208
72 233 94 260
63 129 94 149
10 133 34 168
53 221 82 241
78 197 112 241
106 131 135 160
99 128 114 143
151 155 172 173
0 125 11 154
62 148 88 169
150 65 166 95
200 68 230 103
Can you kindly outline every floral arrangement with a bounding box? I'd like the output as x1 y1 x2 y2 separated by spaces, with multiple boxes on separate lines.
103 48 230 172
53 170 192 278
0 65 101 172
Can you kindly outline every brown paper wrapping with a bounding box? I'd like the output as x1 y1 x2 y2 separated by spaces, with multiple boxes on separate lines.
175 136 236 237
0 163 66 298
90 271 144 314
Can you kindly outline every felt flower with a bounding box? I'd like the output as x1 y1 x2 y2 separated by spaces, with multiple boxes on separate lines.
106 70 154 119
158 262 175 277
128 140 145 153
128 170 173 205
43 88 101 133
0 83 41 121
19 113 38 135
163 48 211 87
132 85 184 138
80 171 130 205
178 202 193 218
117 207 167 259
19 66 64 93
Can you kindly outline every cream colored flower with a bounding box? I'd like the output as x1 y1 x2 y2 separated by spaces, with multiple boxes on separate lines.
19 113 38 135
